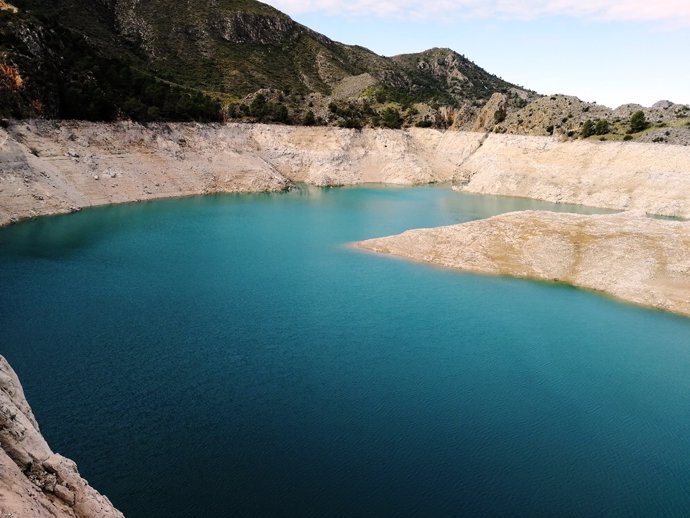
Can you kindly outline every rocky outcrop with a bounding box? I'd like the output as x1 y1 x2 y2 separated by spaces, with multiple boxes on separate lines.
355 211 690 317
0 356 124 518
391 48 532 107
0 1 18 13
496 94 690 142
473 93 507 131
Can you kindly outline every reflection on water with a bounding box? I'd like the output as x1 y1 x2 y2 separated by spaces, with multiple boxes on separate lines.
0 185 613 258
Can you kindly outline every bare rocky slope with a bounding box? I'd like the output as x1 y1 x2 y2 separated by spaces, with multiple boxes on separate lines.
495 94 690 144
355 211 690 317
0 120 483 225
0 355 124 518
2 121 690 227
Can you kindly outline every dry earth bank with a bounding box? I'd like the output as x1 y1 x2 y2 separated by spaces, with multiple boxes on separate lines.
454 134 690 218
2 121 690 226
0 121 481 226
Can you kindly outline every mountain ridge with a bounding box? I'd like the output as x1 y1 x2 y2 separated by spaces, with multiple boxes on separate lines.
0 0 533 126
1 0 689 143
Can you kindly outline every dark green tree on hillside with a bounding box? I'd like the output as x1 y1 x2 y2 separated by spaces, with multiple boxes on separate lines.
630 111 648 133
380 107 402 129
271 103 289 123
581 119 596 138
302 110 316 126
250 93 268 119
595 119 610 135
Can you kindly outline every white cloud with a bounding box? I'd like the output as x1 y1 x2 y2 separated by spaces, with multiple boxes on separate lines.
266 0 690 25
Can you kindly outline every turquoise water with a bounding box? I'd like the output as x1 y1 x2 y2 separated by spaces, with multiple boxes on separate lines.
1 186 690 517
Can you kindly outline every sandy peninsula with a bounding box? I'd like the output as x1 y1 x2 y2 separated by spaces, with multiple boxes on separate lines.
355 210 690 317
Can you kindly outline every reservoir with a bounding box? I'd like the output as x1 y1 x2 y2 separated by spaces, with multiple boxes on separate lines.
1 186 690 517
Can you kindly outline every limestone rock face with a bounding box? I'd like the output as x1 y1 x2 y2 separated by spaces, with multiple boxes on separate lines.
454 133 690 218
473 93 507 131
0 121 483 226
652 100 674 109
0 356 124 518
1 121 690 228
355 211 690 317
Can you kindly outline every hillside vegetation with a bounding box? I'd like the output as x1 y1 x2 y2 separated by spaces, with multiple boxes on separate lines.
2 0 688 143
0 0 532 127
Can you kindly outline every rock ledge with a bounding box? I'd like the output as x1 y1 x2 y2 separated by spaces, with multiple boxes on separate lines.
0 356 124 518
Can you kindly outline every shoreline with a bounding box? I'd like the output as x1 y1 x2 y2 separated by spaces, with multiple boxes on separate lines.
352 241 688 319
354 210 690 318
2 120 690 228
3 119 689 317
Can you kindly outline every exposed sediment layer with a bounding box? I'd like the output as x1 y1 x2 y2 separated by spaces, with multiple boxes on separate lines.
454 134 690 218
0 356 124 518
0 121 481 226
1 121 690 227
355 211 690 317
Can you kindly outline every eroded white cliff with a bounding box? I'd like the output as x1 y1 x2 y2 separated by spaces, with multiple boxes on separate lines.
2 121 689 227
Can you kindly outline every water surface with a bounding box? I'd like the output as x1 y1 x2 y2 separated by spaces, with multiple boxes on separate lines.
1 186 690 517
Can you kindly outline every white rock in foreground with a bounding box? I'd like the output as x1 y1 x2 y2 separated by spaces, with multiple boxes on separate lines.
0 356 124 518
355 211 690 317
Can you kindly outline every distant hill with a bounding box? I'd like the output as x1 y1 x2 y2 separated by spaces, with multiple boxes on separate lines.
495 94 690 145
6 0 686 143
0 0 533 127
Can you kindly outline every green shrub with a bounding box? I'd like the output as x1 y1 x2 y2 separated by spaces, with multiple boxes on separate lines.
595 119 610 135
380 107 403 129
494 109 506 123
303 110 316 126
338 117 363 130
630 111 648 132
250 94 268 119
581 120 596 138
271 103 289 123
623 135 633 141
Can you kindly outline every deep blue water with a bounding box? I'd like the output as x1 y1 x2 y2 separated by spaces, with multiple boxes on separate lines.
1 186 690 517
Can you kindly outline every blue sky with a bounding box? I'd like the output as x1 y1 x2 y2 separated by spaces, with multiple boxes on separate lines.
264 1 690 108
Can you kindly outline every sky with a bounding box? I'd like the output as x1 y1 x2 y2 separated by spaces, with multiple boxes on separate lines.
263 0 690 108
